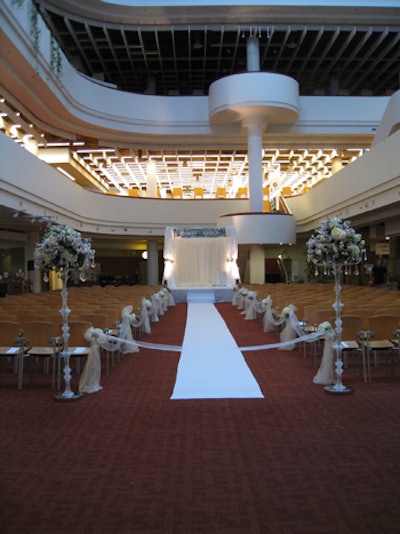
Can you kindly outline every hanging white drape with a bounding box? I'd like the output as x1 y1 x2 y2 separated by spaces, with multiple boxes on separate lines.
163 226 239 287
174 237 227 286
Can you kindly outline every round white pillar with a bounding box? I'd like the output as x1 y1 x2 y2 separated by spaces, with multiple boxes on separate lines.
146 238 159 285
249 244 265 284
243 116 266 212
146 161 157 197
247 35 260 72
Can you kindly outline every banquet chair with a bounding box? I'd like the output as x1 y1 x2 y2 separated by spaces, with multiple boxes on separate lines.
314 308 335 325
302 304 322 362
216 187 226 198
374 306 400 318
335 315 364 376
236 187 248 198
21 321 59 388
0 320 27 389
172 187 183 199
393 329 400 370
303 304 322 329
193 187 204 199
361 315 399 382
77 313 108 329
346 308 376 330
99 308 121 334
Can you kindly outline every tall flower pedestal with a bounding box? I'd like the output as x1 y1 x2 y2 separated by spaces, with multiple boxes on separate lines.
323 263 353 395
53 270 82 402
307 217 366 396
34 223 95 402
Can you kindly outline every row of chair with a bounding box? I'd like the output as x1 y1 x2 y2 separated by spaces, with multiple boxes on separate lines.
238 285 400 384
0 285 168 390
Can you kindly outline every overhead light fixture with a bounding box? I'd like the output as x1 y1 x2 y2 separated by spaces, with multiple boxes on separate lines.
56 167 76 181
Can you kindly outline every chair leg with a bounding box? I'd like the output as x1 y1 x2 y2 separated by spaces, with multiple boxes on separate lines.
366 347 372 384
361 345 371 384
17 352 25 390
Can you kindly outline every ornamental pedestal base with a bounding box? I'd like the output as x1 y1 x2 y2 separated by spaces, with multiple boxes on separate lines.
53 391 82 402
324 384 354 395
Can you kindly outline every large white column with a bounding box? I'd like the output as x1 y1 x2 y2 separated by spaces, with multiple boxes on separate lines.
249 244 265 283
243 116 266 212
245 35 264 212
247 35 260 72
146 238 159 285
146 161 157 197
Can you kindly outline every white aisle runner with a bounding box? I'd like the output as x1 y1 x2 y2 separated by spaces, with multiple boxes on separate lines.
171 303 264 399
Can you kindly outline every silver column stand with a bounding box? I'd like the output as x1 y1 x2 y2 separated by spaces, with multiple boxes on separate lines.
324 263 353 395
53 270 82 402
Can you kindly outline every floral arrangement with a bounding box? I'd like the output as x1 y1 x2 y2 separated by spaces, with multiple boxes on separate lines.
317 321 334 335
33 223 95 274
307 217 365 267
84 327 107 346
261 295 272 309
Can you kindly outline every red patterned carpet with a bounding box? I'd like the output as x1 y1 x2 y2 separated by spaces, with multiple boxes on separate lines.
1 302 400 533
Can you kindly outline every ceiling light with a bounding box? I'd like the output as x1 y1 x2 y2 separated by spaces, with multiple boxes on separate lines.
47 142 71 147
286 40 297 49
56 167 76 181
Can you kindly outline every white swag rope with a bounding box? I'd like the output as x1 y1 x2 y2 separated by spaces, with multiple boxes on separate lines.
79 286 333 397
98 292 328 354
100 323 326 352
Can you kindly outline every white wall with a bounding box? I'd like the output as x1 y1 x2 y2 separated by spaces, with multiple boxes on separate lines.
286 127 400 233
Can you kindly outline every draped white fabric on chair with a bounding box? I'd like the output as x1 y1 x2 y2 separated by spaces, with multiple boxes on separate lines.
163 226 239 288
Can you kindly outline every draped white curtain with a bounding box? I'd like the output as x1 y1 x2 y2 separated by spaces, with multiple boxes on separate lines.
174 237 227 286
163 226 239 287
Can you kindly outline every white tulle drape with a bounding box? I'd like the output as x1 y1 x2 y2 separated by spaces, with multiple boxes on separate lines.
120 305 140 354
244 291 257 320
313 325 336 385
79 328 104 394
163 226 239 287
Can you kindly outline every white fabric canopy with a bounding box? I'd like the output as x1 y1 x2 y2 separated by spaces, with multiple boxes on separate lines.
171 303 264 399
163 226 239 288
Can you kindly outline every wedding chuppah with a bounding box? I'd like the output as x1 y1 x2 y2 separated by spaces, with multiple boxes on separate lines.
162 226 240 303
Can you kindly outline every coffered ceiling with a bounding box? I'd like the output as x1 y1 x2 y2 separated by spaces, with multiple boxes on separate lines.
1 1 399 201
36 0 400 97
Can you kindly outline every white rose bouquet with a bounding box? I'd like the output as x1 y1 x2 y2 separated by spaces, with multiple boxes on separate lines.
307 217 365 268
